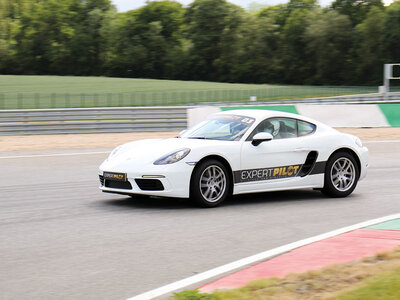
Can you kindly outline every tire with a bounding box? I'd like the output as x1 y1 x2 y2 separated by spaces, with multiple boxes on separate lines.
322 151 359 197
190 159 231 207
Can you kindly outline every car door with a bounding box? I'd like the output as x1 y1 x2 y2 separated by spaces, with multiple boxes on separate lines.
236 117 317 193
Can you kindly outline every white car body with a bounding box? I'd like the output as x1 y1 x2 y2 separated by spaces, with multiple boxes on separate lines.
99 110 368 203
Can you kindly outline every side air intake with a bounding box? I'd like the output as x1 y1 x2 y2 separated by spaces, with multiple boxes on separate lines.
299 151 318 177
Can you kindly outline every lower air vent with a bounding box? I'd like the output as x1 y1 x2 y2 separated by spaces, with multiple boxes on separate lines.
135 179 164 191
105 180 132 190
99 175 104 186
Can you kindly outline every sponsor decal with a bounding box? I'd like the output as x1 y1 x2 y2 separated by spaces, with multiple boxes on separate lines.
103 171 127 181
234 164 302 183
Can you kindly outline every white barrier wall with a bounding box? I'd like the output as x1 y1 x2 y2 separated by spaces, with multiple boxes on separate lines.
187 104 393 128
296 104 389 127
187 106 221 127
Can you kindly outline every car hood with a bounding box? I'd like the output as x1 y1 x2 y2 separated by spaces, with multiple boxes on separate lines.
103 138 219 168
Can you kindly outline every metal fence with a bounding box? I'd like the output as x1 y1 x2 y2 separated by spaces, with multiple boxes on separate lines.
0 86 381 109
0 106 188 135
1 93 400 135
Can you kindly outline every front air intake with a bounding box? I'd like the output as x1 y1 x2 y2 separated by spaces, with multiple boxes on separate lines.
135 179 164 191
105 180 132 190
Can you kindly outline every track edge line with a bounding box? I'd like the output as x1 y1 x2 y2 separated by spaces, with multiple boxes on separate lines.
126 213 400 300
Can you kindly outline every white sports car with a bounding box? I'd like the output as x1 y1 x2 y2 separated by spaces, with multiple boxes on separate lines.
99 109 368 207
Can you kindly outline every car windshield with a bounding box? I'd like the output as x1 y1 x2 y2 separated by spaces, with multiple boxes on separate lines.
180 115 255 141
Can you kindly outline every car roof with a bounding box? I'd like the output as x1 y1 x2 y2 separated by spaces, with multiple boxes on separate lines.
217 109 300 121
215 108 333 131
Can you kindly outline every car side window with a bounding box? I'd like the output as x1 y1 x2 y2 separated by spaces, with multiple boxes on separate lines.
247 119 275 140
247 117 297 140
298 120 316 137
270 118 297 139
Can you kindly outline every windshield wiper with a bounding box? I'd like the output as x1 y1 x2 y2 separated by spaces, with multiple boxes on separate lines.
188 136 207 139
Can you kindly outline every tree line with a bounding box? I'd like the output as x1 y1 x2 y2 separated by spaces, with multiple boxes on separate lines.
0 0 399 85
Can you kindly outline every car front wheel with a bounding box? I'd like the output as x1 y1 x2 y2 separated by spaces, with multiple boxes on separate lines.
322 151 359 197
190 159 230 207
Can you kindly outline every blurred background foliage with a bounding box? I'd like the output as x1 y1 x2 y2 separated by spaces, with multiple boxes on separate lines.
0 0 399 85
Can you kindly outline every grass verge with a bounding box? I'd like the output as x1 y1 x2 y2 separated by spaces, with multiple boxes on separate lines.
170 247 400 300
0 75 377 109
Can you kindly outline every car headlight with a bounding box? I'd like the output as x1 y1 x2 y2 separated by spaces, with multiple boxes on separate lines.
109 145 124 159
154 148 190 165
355 137 363 148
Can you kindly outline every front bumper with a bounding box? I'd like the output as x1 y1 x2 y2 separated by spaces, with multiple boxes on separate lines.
359 146 369 181
98 162 194 198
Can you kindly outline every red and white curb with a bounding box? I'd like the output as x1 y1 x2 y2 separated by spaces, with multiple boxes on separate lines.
127 213 400 300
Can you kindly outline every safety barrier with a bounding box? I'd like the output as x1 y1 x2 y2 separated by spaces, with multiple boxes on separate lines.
1 94 400 135
0 106 187 135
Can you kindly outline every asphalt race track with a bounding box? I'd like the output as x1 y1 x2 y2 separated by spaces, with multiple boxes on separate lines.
1 141 399 300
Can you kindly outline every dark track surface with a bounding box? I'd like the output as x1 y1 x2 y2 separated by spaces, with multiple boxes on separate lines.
1 141 399 300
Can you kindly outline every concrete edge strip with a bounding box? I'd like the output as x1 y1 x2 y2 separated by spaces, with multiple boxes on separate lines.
0 151 110 159
0 140 398 159
127 213 400 300
364 140 400 144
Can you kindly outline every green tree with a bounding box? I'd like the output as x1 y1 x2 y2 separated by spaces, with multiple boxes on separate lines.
330 0 383 27
69 0 114 75
104 1 186 79
0 0 35 73
135 0 187 79
256 0 317 84
280 8 315 83
185 0 244 81
353 6 385 84
230 15 281 83
258 4 288 27
6 0 114 75
0 0 12 72
304 10 352 84
11 0 76 74
381 1 400 64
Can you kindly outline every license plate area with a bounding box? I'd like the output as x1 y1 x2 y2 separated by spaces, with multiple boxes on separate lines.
103 172 127 182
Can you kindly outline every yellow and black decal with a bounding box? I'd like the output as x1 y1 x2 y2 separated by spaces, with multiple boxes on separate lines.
103 171 127 181
234 164 302 183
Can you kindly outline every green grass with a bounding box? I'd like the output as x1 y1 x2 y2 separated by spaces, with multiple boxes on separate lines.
331 270 400 300
0 75 378 109
0 75 274 93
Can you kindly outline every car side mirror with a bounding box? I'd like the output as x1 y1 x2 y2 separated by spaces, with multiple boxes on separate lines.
252 132 273 146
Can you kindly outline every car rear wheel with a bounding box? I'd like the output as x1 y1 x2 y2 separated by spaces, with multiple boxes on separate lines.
322 151 359 197
190 159 230 207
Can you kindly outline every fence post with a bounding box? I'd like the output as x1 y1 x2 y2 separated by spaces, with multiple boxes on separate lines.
0 93 4 109
34 93 39 109
50 93 55 108
106 93 111 107
65 93 70 108
17 93 22 109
